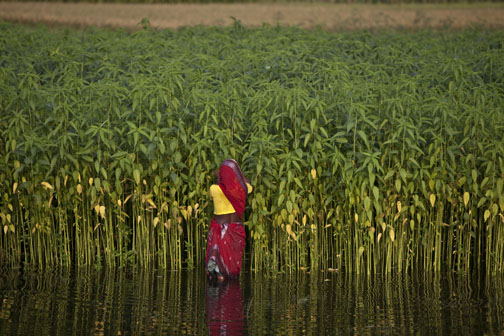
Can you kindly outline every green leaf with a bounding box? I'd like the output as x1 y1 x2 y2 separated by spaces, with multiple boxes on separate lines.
357 130 370 150
303 133 311 148
373 186 379 201
364 196 371 212
477 197 487 208
484 210 490 222
133 169 141 185
395 179 401 193
277 194 285 207
294 178 303 189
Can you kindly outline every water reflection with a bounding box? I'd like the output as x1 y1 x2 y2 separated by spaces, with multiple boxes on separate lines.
0 267 503 335
206 280 244 336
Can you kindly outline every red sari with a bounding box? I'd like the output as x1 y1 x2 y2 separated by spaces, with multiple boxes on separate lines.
205 159 249 278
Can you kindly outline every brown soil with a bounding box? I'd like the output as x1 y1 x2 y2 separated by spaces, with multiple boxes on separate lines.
1 2 503 31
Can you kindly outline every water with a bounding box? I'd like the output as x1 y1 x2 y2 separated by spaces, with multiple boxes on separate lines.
1 267 503 335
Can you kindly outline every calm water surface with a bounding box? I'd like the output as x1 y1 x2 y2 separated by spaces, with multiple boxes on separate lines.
1 267 503 335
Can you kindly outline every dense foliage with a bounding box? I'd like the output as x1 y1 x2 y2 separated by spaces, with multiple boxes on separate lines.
1 21 503 274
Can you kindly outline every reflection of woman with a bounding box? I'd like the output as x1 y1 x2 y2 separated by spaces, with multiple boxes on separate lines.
206 159 253 282
206 280 244 336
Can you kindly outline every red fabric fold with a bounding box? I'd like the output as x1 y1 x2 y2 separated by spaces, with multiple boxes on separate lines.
206 218 246 277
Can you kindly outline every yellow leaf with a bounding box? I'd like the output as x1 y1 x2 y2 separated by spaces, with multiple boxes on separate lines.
3 225 7 234
430 194 436 208
484 210 491 222
41 182 53 190
77 184 82 194
286 224 292 235
302 214 307 226
89 178 94 186
160 202 167 213
368 227 375 239
164 219 172 230
94 204 100 215
286 224 297 240
358 246 365 257
310 169 317 180
99 206 106 219
354 213 359 223
117 199 122 207
389 228 395 242
153 217 160 228
124 194 133 204
397 201 402 213
463 192 470 207
147 198 157 209
137 215 142 224
8 204 13 212
378 233 382 243
13 182 18 193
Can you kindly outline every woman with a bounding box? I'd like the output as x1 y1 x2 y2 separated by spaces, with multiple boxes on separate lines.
206 159 253 282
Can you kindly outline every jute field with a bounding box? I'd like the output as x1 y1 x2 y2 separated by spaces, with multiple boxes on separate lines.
1 2 504 274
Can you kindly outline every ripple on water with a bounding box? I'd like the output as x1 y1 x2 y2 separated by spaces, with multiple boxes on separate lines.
1 268 504 335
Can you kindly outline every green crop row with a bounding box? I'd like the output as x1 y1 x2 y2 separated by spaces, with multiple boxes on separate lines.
1 21 503 274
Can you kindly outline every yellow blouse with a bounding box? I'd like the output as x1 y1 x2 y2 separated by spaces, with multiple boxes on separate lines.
210 183 253 215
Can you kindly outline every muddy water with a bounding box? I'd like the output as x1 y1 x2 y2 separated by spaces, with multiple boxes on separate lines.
0 267 503 335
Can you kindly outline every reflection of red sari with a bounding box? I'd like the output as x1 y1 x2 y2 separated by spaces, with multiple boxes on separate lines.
206 280 244 336
206 159 249 278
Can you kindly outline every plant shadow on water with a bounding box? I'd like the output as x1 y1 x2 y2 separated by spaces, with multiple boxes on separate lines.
0 267 504 335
